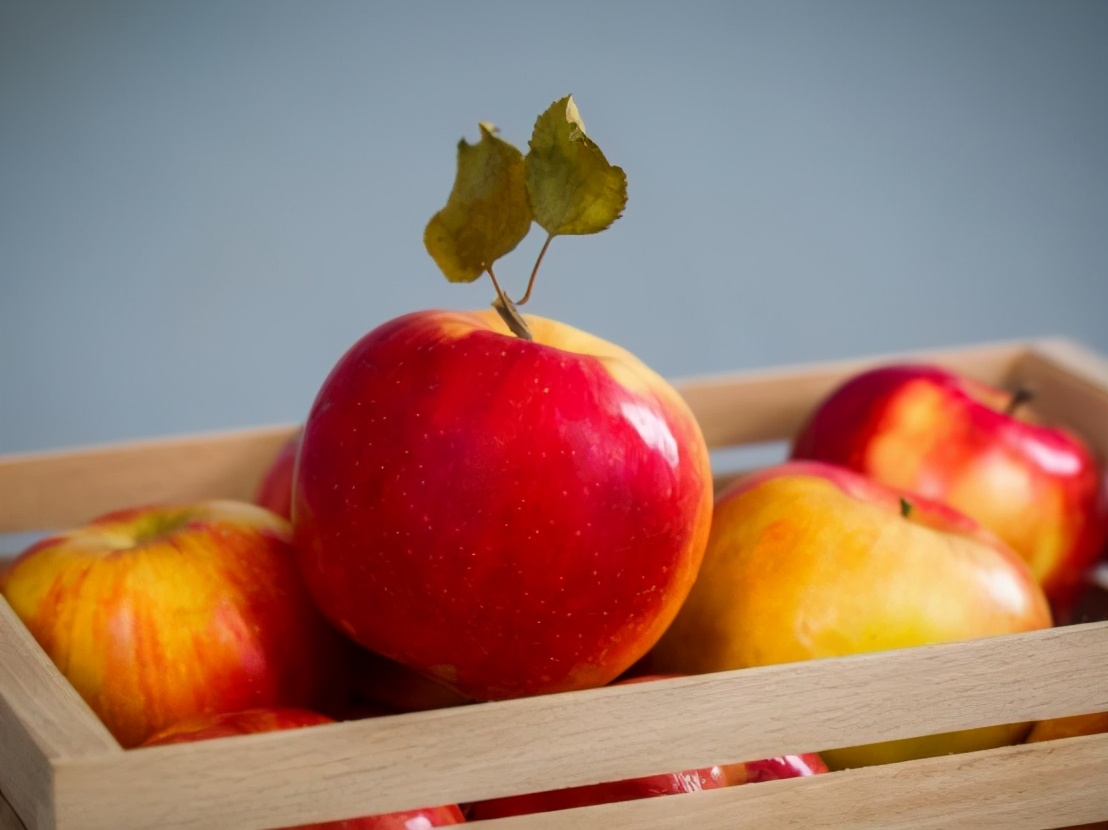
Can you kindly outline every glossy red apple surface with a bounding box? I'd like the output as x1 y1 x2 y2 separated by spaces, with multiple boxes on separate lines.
1 501 348 747
790 363 1108 615
649 460 1053 768
142 707 465 828
292 308 713 701
255 430 301 520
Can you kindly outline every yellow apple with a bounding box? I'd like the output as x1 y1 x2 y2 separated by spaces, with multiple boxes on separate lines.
649 460 1052 768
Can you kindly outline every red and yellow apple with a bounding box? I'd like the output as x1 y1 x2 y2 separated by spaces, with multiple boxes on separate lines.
648 460 1053 768
142 707 465 828
292 308 713 701
790 363 1108 616
255 430 301 520
1 501 349 747
467 675 826 819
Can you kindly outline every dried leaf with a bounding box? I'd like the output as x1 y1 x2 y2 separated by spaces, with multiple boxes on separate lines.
424 123 533 283
525 95 628 236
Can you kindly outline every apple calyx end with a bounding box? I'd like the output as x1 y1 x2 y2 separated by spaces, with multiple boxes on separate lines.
899 497 913 519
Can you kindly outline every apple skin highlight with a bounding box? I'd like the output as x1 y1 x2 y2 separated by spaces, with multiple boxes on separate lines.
293 308 713 702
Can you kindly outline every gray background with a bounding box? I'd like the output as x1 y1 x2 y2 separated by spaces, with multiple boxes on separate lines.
2 1 1105 455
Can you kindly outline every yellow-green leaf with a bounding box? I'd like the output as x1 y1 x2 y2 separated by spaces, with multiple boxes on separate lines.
524 95 628 236
424 123 533 283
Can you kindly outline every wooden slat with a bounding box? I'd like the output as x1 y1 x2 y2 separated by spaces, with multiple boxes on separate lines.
1013 339 1108 458
0 599 121 830
0 342 1029 536
673 339 1027 450
5 753 1107 830
464 732 1108 830
0 425 298 534
50 623 1107 830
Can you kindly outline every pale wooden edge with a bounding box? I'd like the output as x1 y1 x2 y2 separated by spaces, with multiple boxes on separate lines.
0 424 299 534
4 338 1101 535
1015 340 1108 458
0 341 1038 535
0 599 121 830
47 622 1107 830
462 732 1108 830
672 338 1032 449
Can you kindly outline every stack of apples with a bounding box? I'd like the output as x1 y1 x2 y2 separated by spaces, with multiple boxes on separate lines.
4 94 1106 826
647 361 1108 767
0 305 829 823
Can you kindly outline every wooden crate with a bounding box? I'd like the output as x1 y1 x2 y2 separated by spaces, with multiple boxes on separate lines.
1 338 1106 830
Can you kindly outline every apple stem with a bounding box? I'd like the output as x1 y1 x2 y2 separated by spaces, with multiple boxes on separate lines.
487 266 533 340
515 232 554 306
899 497 913 519
1005 387 1034 417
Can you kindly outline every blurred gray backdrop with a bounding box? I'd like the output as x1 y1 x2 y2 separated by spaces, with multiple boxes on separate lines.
2 0 1106 454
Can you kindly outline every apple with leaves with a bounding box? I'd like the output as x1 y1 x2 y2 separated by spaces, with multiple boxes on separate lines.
292 96 714 701
790 363 1108 616
1 501 349 747
142 708 466 828
648 461 1052 769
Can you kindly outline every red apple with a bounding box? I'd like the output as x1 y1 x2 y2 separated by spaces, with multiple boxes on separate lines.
142 707 465 828
467 675 826 820
790 363 1108 616
1 501 349 747
649 460 1053 769
292 308 713 701
255 430 301 520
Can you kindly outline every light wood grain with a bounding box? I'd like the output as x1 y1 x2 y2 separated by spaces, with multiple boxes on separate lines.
0 424 298 534
461 732 1108 830
673 339 1027 450
0 599 120 830
49 622 1107 830
1013 339 1108 458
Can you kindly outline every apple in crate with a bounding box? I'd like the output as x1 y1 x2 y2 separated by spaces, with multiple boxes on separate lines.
292 308 713 701
789 363 1108 615
648 461 1052 769
1 501 349 747
142 707 465 828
